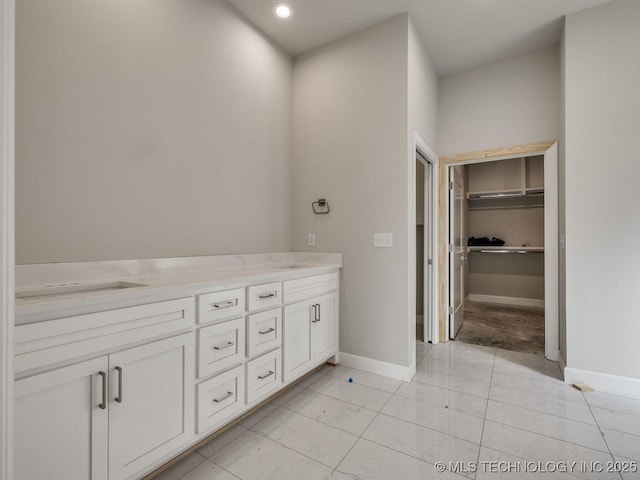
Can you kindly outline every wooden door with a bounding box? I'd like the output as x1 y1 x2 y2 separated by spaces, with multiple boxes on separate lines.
313 293 337 361
108 333 194 480
449 166 466 338
14 356 109 480
283 299 314 383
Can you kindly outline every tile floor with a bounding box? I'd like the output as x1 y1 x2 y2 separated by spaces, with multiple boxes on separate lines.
155 342 640 480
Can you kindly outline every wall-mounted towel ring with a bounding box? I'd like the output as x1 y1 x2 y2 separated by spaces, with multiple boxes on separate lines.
312 198 330 214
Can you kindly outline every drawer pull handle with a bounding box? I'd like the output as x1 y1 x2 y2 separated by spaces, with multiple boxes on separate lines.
258 370 275 380
115 366 123 403
211 299 238 310
98 371 107 410
258 292 277 299
258 327 275 335
213 391 234 403
213 341 234 351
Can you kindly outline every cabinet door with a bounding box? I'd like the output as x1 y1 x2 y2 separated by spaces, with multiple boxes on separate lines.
283 299 314 383
313 293 338 361
14 356 109 480
108 333 195 480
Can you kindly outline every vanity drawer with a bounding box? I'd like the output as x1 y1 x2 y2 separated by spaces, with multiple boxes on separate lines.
247 308 282 358
247 282 282 312
198 288 245 324
198 318 245 378
283 273 338 303
246 349 282 404
197 365 245 434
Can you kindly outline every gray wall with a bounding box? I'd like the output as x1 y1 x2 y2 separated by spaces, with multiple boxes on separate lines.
293 14 438 367
16 0 293 264
564 0 640 380
438 47 561 156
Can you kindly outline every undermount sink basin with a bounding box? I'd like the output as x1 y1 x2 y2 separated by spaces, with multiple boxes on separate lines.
16 281 148 300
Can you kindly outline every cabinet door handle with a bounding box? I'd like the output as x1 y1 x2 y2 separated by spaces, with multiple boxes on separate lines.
258 292 277 299
98 371 107 410
211 299 238 310
213 341 234 350
115 366 123 403
311 304 318 323
258 327 275 335
258 370 274 380
316 303 321 322
213 391 234 403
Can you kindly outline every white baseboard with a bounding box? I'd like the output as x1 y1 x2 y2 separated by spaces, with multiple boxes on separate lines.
564 367 640 398
339 352 415 382
467 294 544 308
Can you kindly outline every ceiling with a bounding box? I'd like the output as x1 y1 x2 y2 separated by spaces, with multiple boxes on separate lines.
226 0 614 76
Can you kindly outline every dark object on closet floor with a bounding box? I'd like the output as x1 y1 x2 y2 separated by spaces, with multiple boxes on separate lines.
490 237 506 246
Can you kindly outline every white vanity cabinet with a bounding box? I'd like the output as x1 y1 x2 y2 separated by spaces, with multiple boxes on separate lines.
14 260 340 480
14 332 194 480
108 333 194 480
283 273 338 383
14 356 109 480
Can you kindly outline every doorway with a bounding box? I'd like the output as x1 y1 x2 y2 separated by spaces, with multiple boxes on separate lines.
440 142 559 360
416 152 433 344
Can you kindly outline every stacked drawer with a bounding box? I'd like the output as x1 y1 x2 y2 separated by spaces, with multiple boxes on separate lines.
195 282 283 433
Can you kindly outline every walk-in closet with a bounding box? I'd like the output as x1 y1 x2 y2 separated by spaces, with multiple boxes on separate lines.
451 156 545 355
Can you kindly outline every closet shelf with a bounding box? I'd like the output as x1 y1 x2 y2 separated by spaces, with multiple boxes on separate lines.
467 189 544 200
468 246 544 254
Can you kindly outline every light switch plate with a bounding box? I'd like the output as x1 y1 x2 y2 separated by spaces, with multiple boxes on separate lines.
308 233 316 247
374 233 393 248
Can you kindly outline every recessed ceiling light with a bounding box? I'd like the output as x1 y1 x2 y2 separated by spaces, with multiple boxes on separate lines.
274 4 292 19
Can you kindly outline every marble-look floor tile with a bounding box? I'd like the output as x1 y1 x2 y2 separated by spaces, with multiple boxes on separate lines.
426 344 496 368
585 391 640 418
237 403 279 428
179 460 240 480
485 401 608 452
153 452 208 480
591 406 640 437
481 421 618 479
250 407 358 468
413 369 491 398
491 371 586 404
326 365 403 393
362 414 480 469
417 357 493 383
283 389 377 435
210 430 335 480
615 457 640 480
489 386 594 424
493 353 563 381
477 447 584 479
336 438 463 480
296 365 335 388
197 425 248 458
602 428 640 461
395 381 487 418
308 375 393 411
270 385 305 406
381 394 484 444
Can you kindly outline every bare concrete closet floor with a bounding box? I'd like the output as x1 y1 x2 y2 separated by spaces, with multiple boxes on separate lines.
456 301 545 355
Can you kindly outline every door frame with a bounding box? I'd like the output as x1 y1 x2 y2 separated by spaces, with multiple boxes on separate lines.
438 142 559 360
408 132 439 369
0 0 15 478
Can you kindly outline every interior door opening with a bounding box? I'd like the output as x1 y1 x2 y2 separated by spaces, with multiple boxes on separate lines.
446 150 557 359
416 152 433 346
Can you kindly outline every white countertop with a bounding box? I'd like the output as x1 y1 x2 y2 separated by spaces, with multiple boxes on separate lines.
15 252 342 325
